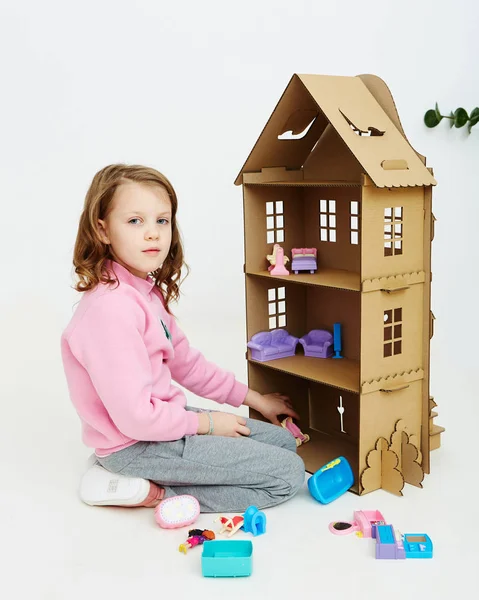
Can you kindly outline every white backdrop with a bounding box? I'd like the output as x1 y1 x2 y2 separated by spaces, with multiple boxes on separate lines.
1 0 478 454
0 2 478 594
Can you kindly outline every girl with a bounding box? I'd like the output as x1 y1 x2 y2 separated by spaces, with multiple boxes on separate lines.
61 164 305 515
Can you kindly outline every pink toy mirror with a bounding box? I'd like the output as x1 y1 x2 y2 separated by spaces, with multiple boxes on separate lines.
328 521 359 535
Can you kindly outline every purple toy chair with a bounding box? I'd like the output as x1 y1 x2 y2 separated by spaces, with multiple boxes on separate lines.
247 329 299 362
299 329 334 358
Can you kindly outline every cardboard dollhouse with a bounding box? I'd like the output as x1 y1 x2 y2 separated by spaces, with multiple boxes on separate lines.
235 73 444 496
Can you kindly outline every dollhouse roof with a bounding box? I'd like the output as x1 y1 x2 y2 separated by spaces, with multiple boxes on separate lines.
235 74 437 188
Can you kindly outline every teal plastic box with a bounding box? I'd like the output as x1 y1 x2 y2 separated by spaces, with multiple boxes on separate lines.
201 540 253 577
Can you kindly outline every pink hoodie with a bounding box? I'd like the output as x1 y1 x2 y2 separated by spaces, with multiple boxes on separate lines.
61 261 248 456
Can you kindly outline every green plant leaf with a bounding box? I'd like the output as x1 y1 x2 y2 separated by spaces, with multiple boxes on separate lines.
424 109 440 127
434 102 443 122
454 107 468 128
449 111 455 128
469 107 479 127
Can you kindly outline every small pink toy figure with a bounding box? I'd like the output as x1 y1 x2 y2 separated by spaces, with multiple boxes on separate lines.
280 416 310 447
266 244 290 276
216 515 245 537
178 529 215 554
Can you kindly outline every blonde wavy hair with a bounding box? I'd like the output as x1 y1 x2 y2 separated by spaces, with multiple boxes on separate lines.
73 164 188 311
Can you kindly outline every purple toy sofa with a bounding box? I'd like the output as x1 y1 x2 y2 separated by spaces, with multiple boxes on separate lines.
299 329 334 358
247 329 299 362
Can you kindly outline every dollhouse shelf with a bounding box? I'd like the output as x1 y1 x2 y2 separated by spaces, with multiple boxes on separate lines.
248 353 360 393
247 269 361 292
247 407 360 490
244 179 361 188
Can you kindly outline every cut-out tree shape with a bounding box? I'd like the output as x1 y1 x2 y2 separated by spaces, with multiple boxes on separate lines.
400 431 424 488
390 419 423 476
361 437 404 496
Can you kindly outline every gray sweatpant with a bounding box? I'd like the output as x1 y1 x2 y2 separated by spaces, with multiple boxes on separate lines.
96 408 305 513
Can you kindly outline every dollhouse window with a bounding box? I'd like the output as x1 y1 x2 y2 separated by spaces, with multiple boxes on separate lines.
268 287 286 329
350 201 360 244
384 207 403 256
319 199 336 242
384 308 402 357
266 201 284 244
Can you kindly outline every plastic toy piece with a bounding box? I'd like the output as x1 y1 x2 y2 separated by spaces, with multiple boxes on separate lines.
299 329 333 358
402 533 433 558
329 515 433 560
216 515 245 537
332 322 343 359
291 247 317 274
247 329 299 361
154 494 200 529
280 416 310 446
267 244 290 276
329 510 386 537
179 529 215 554
202 540 253 578
308 456 354 504
328 521 357 535
356 510 386 538
242 506 267 536
375 525 406 559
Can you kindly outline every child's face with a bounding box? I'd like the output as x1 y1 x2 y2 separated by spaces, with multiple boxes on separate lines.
98 181 173 279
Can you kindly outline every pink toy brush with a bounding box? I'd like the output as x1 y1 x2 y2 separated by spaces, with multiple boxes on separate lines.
154 495 200 529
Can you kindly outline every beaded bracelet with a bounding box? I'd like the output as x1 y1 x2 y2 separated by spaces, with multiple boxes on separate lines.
206 412 214 435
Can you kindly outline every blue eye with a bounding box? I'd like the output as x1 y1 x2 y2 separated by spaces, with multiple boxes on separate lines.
158 218 169 225
128 218 141 225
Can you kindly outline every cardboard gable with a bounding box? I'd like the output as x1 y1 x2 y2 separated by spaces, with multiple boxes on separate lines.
235 73 437 188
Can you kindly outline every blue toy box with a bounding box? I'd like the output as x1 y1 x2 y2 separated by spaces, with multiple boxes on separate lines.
201 540 253 577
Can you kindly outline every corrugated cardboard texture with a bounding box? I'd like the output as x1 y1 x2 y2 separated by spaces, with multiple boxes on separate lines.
357 73 426 165
361 438 404 496
303 124 363 183
235 75 329 185
304 187 360 273
360 281 424 383
247 363 359 490
245 275 360 391
398 430 424 488
391 418 422 465
235 74 437 188
238 72 437 493
359 381 422 479
421 185 433 473
309 382 359 444
361 185 425 280
244 184 361 278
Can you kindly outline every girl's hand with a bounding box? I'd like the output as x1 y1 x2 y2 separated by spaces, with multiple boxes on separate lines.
243 389 300 426
197 411 251 437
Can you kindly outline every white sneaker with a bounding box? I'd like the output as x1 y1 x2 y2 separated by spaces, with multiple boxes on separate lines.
79 464 163 507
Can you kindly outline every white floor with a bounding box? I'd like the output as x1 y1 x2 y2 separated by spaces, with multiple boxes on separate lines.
2 385 477 600
0 309 475 600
